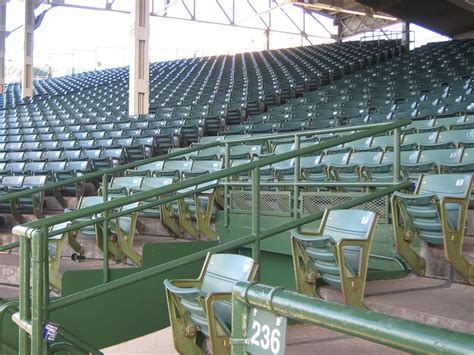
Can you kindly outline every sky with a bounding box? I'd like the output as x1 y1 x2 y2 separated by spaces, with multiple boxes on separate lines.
4 1 449 82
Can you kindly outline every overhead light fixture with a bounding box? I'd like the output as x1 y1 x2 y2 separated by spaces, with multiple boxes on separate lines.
292 2 398 21
373 14 398 21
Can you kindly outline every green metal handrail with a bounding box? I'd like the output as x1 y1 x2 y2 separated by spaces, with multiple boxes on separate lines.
231 282 474 354
48 182 408 313
11 118 411 354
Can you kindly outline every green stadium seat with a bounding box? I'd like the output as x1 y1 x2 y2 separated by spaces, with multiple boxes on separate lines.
126 161 165 177
402 148 464 179
291 209 378 307
164 253 258 354
101 176 144 197
48 221 84 291
437 128 474 148
361 150 420 183
94 201 143 266
392 174 473 284
130 177 180 237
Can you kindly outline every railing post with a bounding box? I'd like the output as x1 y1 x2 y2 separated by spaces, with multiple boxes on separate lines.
31 228 47 354
251 167 260 281
102 173 110 283
18 234 31 354
41 225 50 335
230 290 250 355
293 134 300 219
393 127 401 182
224 142 230 228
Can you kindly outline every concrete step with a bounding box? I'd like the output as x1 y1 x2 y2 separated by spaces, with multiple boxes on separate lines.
101 325 406 355
320 275 474 335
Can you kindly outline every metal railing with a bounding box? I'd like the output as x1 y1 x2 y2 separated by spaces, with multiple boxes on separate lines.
7 118 410 353
231 282 474 355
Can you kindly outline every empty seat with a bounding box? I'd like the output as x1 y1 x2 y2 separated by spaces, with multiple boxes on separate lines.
164 253 258 354
391 174 473 284
291 209 378 307
48 221 84 290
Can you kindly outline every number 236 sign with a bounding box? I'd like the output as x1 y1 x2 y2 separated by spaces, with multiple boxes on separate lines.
245 308 287 355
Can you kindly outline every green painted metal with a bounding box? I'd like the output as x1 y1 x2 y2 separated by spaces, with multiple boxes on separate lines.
252 167 261 282
0 301 19 355
0 241 19 252
48 183 408 313
55 324 103 354
101 173 110 284
8 119 410 353
19 235 31 354
49 242 216 349
231 282 474 355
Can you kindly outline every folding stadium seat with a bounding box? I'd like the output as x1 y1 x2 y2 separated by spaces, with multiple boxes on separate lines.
70 196 143 266
5 142 24 152
402 148 464 179
329 151 384 188
433 116 467 130
9 175 48 221
0 176 25 220
159 160 193 179
343 137 374 151
436 128 474 148
403 131 450 150
47 221 85 290
278 120 309 132
361 150 420 183
291 209 379 307
6 162 26 175
191 147 223 161
59 139 78 150
130 176 180 236
100 176 144 198
164 253 258 355
94 201 143 266
392 174 473 284
126 161 165 177
25 161 46 175
6 151 26 162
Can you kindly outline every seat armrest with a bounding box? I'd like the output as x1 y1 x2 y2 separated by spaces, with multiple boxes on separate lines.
163 279 203 297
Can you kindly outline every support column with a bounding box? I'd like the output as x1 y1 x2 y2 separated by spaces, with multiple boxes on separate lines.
336 15 343 43
22 0 34 99
129 0 150 115
265 29 270 50
0 1 6 94
402 21 410 52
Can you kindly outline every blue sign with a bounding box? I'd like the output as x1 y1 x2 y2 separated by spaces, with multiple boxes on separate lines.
42 322 59 342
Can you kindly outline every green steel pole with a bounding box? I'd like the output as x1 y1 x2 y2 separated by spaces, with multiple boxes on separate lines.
0 241 19 252
393 127 401 182
293 134 300 220
224 142 230 228
102 173 110 284
31 228 47 354
41 225 50 354
251 167 260 282
18 235 31 354
232 282 474 355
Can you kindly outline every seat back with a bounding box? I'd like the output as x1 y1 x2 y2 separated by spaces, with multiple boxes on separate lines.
417 174 472 199
200 254 256 294
322 209 377 243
